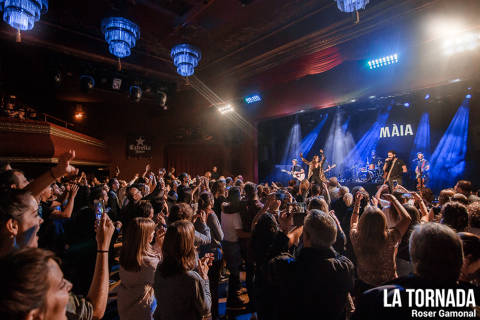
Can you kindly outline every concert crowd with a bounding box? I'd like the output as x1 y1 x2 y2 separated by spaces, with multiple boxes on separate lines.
0 149 479 320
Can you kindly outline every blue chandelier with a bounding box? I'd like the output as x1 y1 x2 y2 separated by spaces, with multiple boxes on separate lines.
1 0 48 41
170 44 201 77
334 0 369 23
101 17 140 69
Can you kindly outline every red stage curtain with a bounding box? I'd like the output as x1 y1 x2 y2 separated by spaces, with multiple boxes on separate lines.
164 144 227 177
249 46 343 90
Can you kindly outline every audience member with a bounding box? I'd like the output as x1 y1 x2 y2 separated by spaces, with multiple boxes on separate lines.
118 217 161 320
154 220 212 320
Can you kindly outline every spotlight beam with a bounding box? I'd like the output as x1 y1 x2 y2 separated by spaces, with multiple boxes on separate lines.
429 99 470 191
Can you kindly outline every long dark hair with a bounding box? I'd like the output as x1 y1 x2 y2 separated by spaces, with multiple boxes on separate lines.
251 214 284 265
244 183 258 201
157 220 196 278
198 192 213 211
223 186 242 213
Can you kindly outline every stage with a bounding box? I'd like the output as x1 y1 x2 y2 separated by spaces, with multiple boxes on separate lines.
258 82 478 193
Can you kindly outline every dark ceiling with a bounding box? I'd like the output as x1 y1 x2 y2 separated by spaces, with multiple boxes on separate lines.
1 0 480 124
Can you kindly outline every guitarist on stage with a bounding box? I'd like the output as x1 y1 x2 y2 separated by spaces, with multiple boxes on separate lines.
300 149 328 184
414 152 430 190
290 159 305 180
383 150 407 190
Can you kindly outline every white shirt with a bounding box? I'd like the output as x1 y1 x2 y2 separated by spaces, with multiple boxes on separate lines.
221 211 242 242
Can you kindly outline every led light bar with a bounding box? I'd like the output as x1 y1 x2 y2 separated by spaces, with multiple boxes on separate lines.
218 104 234 114
245 94 262 104
368 54 398 69
443 33 480 55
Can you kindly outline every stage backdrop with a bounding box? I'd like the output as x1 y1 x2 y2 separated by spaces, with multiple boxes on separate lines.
258 83 479 192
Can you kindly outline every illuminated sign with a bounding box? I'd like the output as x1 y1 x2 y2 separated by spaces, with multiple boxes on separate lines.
245 94 261 104
380 124 414 138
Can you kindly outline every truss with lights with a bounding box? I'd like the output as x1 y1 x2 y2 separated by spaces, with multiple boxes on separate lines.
368 54 398 69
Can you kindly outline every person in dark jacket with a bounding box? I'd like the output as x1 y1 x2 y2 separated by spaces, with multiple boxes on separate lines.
290 209 355 320
107 178 121 221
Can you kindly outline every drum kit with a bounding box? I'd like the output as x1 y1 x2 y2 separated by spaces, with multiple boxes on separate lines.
348 160 384 183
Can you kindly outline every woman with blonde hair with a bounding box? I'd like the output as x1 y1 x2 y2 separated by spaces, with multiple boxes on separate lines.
118 217 163 320
154 220 212 320
350 193 411 296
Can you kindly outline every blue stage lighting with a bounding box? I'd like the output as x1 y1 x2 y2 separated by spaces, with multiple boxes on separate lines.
466 94 472 99
324 111 355 169
298 115 329 158
281 122 301 166
430 99 470 192
425 94 430 100
410 113 431 163
345 107 391 167
404 102 410 108
245 94 262 104
368 54 398 70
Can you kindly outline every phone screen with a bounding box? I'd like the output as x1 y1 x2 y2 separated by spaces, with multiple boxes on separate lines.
94 200 104 221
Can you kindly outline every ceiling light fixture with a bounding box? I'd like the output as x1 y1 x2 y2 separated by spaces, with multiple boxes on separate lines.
101 17 140 71
1 0 48 42
171 44 201 77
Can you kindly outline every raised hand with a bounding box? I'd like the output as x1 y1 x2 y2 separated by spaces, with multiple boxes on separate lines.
411 192 422 202
354 192 363 207
52 150 78 178
194 210 207 224
95 213 115 251
70 184 79 198
197 253 214 280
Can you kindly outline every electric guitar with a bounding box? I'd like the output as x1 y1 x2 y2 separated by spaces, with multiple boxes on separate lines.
281 169 306 181
324 164 336 174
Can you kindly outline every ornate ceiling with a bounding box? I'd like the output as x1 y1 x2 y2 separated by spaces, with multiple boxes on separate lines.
1 0 479 120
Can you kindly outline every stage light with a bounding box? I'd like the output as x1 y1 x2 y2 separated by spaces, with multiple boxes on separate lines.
430 99 470 191
350 99 356 103
345 107 391 167
369 95 376 99
218 104 233 114
245 94 261 104
53 71 62 84
410 113 431 162
442 31 480 55
466 94 472 99
368 54 398 70
158 91 167 107
449 78 461 83
80 75 95 93
425 94 430 100
112 78 122 90
129 85 142 102
403 102 410 108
